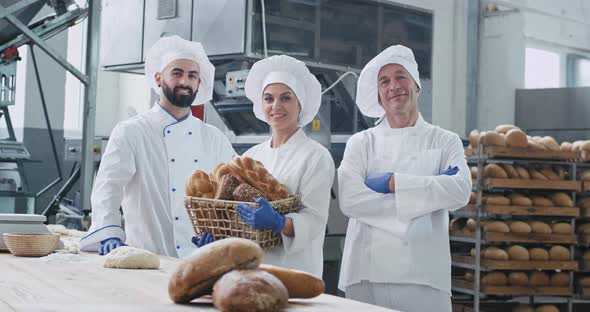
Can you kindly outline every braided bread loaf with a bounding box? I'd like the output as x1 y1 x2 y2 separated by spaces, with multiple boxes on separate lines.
229 157 290 201
211 163 243 184
186 170 217 198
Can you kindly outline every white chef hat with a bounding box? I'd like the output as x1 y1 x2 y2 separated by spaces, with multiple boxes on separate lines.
245 55 321 127
356 45 421 118
144 35 215 105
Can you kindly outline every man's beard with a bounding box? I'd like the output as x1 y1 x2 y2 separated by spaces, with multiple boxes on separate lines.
162 80 197 108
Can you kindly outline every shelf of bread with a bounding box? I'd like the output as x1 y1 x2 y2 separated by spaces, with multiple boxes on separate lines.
456 204 580 218
452 254 578 271
474 178 582 192
452 278 572 296
450 230 577 244
466 125 588 162
583 181 590 192
465 146 580 161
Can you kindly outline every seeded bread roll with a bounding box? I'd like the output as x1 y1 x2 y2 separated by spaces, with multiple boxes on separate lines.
212 270 288 312
168 238 264 303
214 174 241 200
232 183 264 202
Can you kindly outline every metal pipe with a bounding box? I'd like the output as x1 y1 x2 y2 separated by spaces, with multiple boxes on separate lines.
260 0 268 57
29 45 63 197
4 15 89 85
79 0 101 213
465 0 480 136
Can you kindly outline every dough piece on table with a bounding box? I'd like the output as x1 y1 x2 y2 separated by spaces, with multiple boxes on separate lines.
103 246 160 269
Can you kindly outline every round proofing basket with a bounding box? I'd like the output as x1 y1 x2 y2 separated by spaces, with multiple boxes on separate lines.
185 195 301 250
3 233 60 257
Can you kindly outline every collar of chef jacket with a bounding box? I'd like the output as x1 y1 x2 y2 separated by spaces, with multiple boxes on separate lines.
267 128 307 149
149 100 193 135
375 113 430 137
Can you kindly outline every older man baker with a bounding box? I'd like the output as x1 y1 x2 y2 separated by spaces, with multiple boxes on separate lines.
337 45 471 311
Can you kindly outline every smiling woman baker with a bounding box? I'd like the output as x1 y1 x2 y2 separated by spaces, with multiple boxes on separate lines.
199 55 335 279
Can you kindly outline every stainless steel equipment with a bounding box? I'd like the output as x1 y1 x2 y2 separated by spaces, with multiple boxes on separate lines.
515 87 590 142
64 137 106 162
0 140 30 160
0 213 49 249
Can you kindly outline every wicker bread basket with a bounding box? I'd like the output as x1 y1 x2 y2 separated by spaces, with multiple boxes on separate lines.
185 195 300 250
3 233 60 257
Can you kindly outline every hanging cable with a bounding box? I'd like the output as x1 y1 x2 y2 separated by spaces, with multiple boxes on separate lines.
321 71 358 95
260 0 268 57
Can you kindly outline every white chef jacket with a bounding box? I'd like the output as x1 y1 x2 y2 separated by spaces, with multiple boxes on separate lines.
80 102 235 258
243 129 335 278
338 113 471 294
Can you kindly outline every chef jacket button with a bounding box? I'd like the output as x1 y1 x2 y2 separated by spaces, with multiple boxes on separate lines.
194 159 198 163
172 188 176 192
167 130 171 134
188 131 192 135
176 245 180 249
175 217 179 221
171 158 175 162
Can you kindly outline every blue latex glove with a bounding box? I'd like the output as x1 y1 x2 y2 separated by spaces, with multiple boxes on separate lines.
191 232 214 247
237 197 286 235
440 165 460 176
98 237 126 255
365 172 394 193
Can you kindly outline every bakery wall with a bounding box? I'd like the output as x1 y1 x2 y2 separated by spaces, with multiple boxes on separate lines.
477 0 590 133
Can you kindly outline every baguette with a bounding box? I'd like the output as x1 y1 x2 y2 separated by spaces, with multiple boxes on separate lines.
505 129 528 148
258 264 325 298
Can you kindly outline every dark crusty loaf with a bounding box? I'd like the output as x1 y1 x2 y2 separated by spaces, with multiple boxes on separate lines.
168 238 264 303
212 270 288 312
214 174 240 200
233 183 264 202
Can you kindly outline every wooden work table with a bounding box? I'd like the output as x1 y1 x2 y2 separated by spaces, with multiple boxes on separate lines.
0 251 397 312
